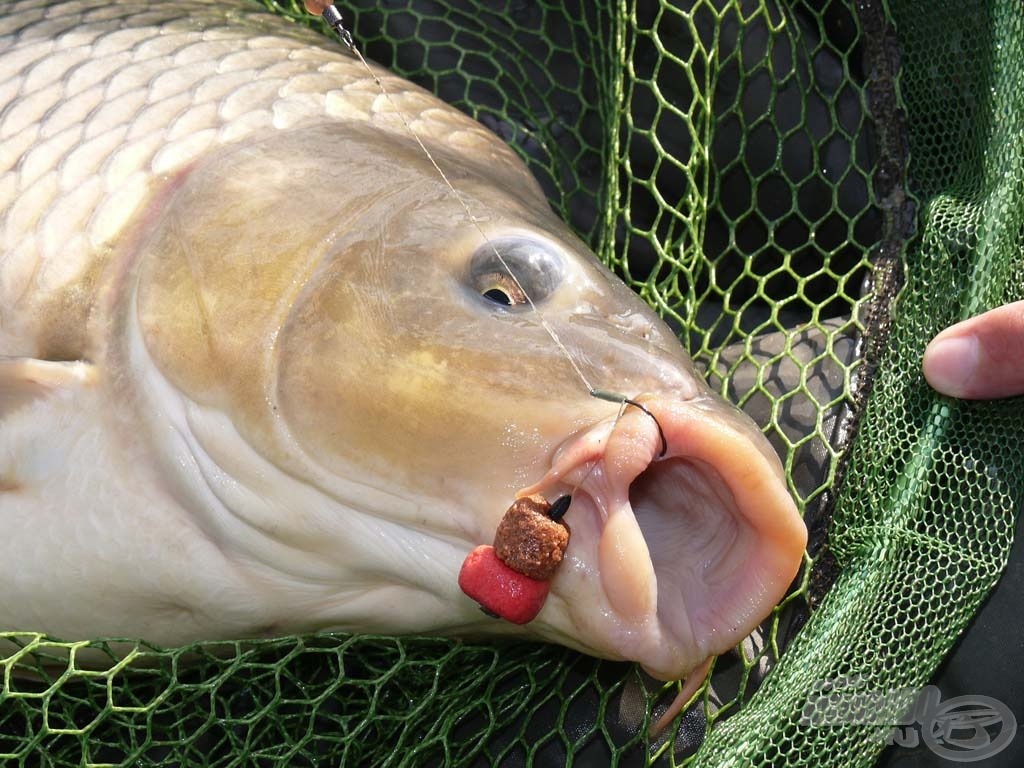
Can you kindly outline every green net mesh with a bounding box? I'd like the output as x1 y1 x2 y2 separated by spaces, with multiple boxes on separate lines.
2 0 1022 765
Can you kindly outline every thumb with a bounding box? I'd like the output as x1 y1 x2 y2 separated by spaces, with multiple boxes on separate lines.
922 300 1024 399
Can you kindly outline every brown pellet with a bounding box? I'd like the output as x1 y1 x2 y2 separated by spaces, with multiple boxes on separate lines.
493 494 570 581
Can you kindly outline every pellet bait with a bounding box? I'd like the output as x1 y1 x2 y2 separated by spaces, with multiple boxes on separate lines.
458 495 571 624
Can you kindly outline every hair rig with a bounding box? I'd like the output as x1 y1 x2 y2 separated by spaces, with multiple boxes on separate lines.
459 393 666 624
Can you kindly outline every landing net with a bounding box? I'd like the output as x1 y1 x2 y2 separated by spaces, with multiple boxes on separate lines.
2 1 1021 765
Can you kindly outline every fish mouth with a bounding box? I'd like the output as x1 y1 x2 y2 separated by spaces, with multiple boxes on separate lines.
519 396 807 681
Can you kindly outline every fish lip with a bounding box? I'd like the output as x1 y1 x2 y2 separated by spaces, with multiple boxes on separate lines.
519 395 807 681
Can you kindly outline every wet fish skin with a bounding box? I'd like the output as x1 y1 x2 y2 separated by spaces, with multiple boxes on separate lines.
0 0 806 681
0 0 529 357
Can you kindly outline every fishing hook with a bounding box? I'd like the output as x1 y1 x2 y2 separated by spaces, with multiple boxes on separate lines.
590 390 669 459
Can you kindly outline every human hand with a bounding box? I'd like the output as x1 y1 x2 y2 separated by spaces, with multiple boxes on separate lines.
922 300 1024 399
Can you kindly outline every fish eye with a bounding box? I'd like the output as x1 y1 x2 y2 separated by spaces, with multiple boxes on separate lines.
469 237 564 310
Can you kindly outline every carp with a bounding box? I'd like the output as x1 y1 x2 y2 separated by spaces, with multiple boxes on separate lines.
0 0 805 681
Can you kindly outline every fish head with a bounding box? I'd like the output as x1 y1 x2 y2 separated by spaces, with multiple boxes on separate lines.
130 122 806 680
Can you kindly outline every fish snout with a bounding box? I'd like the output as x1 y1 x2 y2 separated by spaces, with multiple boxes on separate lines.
519 395 807 681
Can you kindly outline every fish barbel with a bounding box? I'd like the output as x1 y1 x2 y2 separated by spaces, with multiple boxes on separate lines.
0 0 806 680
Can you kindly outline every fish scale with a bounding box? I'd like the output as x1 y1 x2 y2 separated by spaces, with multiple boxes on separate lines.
0 0 516 356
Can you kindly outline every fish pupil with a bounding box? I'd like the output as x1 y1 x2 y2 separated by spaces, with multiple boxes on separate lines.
483 287 513 305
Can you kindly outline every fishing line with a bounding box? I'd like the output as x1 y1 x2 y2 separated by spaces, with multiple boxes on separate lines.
302 4 706 710
307 9 693 690
306 2 668 454
306 0 596 395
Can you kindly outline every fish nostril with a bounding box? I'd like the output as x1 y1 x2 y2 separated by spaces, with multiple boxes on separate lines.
605 312 657 341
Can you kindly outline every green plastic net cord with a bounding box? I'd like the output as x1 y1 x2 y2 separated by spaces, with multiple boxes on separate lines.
2 0 1022 765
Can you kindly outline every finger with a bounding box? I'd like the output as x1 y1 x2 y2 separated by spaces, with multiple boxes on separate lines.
922 300 1024 399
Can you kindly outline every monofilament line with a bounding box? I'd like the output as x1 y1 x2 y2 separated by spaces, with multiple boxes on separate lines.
323 9 596 396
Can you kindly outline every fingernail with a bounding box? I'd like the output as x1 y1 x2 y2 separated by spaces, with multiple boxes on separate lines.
923 336 980 396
